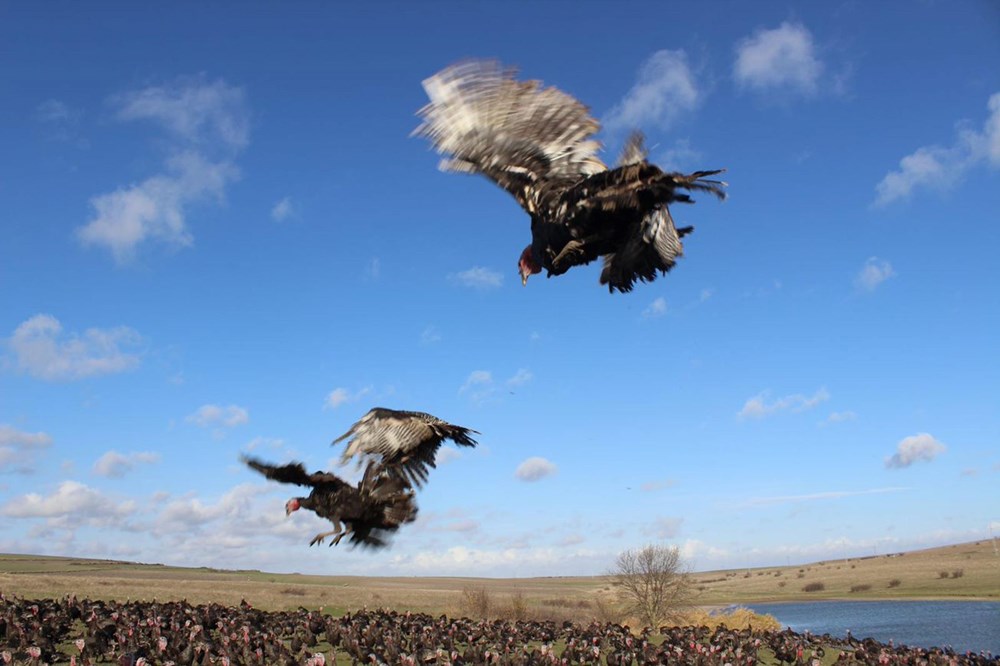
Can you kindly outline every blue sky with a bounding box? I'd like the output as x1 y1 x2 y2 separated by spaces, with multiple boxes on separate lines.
1 1 998 577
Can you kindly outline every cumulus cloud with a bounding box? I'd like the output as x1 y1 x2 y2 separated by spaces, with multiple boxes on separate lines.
855 257 896 291
186 404 249 428
77 76 248 262
515 456 557 482
738 387 830 419
642 297 667 319
324 386 372 410
885 433 947 469
449 266 503 289
271 197 294 222
5 314 142 381
0 425 53 473
605 50 700 130
875 92 1000 205
1 481 136 527
92 450 161 478
734 22 822 95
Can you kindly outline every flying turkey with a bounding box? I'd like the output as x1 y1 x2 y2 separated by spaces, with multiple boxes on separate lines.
414 59 726 293
332 407 479 488
242 455 417 549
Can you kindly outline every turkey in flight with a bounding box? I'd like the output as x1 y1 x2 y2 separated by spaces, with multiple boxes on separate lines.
414 59 726 293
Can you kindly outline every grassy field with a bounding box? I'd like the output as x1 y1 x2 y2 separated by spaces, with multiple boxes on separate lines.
1 539 997 619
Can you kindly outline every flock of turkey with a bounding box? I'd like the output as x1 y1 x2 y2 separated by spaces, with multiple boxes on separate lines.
246 59 726 550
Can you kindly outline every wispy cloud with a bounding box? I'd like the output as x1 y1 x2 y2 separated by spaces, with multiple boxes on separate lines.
324 386 372 410
875 92 1000 205
739 487 907 508
885 433 947 469
0 425 53 473
515 456 557 482
449 266 503 289
658 139 703 172
366 258 381 280
823 410 858 426
77 76 248 263
642 297 667 319
92 451 161 478
640 478 677 492
734 22 822 96
506 368 533 388
270 197 294 222
855 257 896 291
738 387 830 419
420 325 442 345
605 50 700 131
5 314 142 381
646 516 683 539
186 404 249 428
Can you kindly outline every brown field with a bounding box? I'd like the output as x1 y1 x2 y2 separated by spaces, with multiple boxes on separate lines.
1 539 997 619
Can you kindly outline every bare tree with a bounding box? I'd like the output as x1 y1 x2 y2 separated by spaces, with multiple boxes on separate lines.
611 544 694 629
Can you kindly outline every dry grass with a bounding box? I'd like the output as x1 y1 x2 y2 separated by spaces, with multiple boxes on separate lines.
1 539 997 619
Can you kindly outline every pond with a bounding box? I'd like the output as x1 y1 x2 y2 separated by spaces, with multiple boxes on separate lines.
745 600 999 655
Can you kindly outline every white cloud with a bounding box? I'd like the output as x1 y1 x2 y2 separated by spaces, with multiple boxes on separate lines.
186 404 249 428
605 50 700 130
642 297 667 319
885 433 947 469
435 447 463 465
738 387 830 419
324 386 372 410
366 257 381 280
515 456 557 482
875 92 1000 205
739 486 907 508
658 139 703 172
646 516 683 539
640 478 677 492
421 325 442 345
734 22 822 95
0 425 53 473
271 197 294 222
506 368 533 388
78 150 239 263
36 99 74 123
78 76 248 262
112 76 249 150
449 266 503 289
823 410 858 425
855 257 896 291
1 481 135 525
6 314 142 381
699 288 714 302
92 450 161 478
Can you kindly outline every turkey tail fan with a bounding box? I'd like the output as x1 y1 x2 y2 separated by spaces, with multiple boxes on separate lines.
600 206 685 293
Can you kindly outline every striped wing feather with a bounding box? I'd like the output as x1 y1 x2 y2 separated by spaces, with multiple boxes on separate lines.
332 408 479 487
414 60 606 216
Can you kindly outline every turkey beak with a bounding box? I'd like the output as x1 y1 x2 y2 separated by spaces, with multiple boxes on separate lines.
521 273 528 287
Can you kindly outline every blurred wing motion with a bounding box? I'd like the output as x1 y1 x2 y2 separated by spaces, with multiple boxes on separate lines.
242 455 417 549
332 407 479 488
415 60 726 293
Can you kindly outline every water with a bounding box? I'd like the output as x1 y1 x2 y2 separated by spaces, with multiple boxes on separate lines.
745 600 1000 655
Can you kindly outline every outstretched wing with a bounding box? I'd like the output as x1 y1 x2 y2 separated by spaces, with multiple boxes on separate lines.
414 59 606 216
241 455 347 489
332 407 479 487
